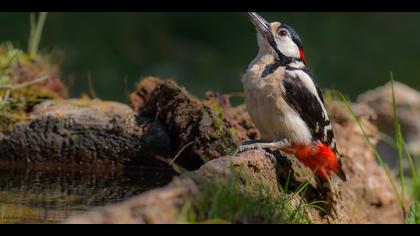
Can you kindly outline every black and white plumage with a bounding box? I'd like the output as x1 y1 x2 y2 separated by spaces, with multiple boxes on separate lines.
282 70 337 154
242 12 346 182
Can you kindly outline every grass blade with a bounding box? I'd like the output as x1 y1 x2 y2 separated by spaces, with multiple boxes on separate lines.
29 12 48 59
338 92 405 218
390 74 407 221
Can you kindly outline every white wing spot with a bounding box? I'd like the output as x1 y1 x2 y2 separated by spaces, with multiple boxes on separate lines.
323 124 332 139
330 139 336 149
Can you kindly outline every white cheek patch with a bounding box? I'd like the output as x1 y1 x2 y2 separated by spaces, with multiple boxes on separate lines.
275 36 300 58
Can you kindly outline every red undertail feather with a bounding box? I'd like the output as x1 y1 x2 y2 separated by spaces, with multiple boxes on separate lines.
282 142 341 181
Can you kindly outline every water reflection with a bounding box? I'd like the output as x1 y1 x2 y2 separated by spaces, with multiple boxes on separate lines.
0 162 175 223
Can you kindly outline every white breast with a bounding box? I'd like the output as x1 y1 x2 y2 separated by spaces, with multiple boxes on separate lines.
242 66 312 143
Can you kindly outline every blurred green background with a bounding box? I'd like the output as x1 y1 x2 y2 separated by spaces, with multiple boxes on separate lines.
1 12 419 102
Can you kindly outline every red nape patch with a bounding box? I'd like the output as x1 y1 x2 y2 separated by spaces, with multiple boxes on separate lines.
299 48 305 62
288 143 339 181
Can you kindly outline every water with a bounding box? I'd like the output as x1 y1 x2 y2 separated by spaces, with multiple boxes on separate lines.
0 163 175 224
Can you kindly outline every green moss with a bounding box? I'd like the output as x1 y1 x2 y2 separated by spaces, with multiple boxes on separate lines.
178 168 313 224
202 104 237 155
0 43 25 70
0 191 83 204
202 94 240 155
0 43 68 133
229 127 238 137
0 111 28 134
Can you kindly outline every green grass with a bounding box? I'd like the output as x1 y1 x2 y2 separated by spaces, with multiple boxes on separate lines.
29 12 48 60
0 12 48 111
337 72 419 224
0 12 50 114
176 168 321 224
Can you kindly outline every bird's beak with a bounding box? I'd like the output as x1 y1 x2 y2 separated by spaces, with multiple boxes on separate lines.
247 12 274 43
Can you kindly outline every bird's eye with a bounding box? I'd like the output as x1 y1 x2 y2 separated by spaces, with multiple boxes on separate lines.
278 30 288 37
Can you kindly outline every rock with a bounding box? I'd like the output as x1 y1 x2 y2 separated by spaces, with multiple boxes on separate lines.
202 93 260 145
327 101 404 223
357 81 420 167
65 152 280 224
195 150 282 197
65 177 199 224
0 99 173 167
130 77 237 169
66 100 405 224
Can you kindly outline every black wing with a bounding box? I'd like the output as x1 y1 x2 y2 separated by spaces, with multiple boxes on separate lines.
282 71 337 154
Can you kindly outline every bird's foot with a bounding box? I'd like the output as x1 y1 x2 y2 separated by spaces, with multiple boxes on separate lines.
233 139 290 164
234 140 262 154
235 139 290 153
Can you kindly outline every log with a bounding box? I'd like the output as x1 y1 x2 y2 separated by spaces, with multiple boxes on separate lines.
130 77 239 169
0 99 173 168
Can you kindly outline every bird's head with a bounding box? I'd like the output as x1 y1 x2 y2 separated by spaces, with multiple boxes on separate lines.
247 12 305 63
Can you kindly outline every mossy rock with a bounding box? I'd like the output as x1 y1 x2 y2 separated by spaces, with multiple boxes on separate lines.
0 43 68 133
0 110 28 134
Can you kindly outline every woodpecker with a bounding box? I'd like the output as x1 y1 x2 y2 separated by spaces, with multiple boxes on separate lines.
240 12 347 185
